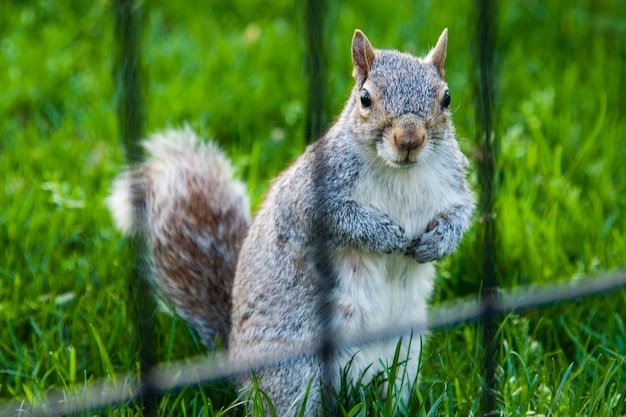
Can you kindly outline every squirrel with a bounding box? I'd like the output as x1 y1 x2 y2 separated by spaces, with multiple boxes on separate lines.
107 28 474 416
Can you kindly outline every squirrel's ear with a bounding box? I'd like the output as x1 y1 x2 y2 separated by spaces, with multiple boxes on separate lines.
352 30 376 84
426 28 448 79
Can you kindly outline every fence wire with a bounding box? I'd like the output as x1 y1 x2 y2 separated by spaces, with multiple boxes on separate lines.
113 0 160 416
2 270 625 417
474 0 499 414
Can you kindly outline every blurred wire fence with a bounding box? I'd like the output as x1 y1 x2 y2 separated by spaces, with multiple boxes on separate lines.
3 270 626 417
2 0 625 416
475 0 499 413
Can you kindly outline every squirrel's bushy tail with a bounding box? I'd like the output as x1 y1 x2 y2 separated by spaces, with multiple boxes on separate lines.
107 127 251 348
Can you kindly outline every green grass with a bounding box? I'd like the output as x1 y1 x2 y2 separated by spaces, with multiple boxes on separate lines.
1 0 625 415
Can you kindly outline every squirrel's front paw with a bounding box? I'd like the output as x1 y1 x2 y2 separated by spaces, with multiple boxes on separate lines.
406 235 438 263
406 216 461 263
378 215 410 254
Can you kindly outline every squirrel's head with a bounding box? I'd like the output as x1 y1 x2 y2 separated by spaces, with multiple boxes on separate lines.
350 29 452 169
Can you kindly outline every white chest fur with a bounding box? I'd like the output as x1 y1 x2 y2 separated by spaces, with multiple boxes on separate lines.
329 157 460 392
330 248 434 390
356 157 465 239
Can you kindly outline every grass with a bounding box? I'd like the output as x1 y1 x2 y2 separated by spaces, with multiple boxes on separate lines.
1 0 625 415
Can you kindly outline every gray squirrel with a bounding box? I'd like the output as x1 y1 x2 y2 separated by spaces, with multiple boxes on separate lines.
107 28 474 416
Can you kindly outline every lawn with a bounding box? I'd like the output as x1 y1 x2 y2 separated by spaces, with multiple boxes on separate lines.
1 0 625 415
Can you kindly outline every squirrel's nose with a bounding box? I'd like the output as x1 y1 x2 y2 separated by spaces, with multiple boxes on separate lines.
391 124 427 154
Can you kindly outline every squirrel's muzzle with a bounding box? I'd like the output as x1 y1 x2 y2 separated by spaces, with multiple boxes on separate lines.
388 116 427 159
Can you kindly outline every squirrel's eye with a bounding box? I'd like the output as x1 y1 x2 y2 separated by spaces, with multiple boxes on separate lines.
360 89 372 107
442 89 451 108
